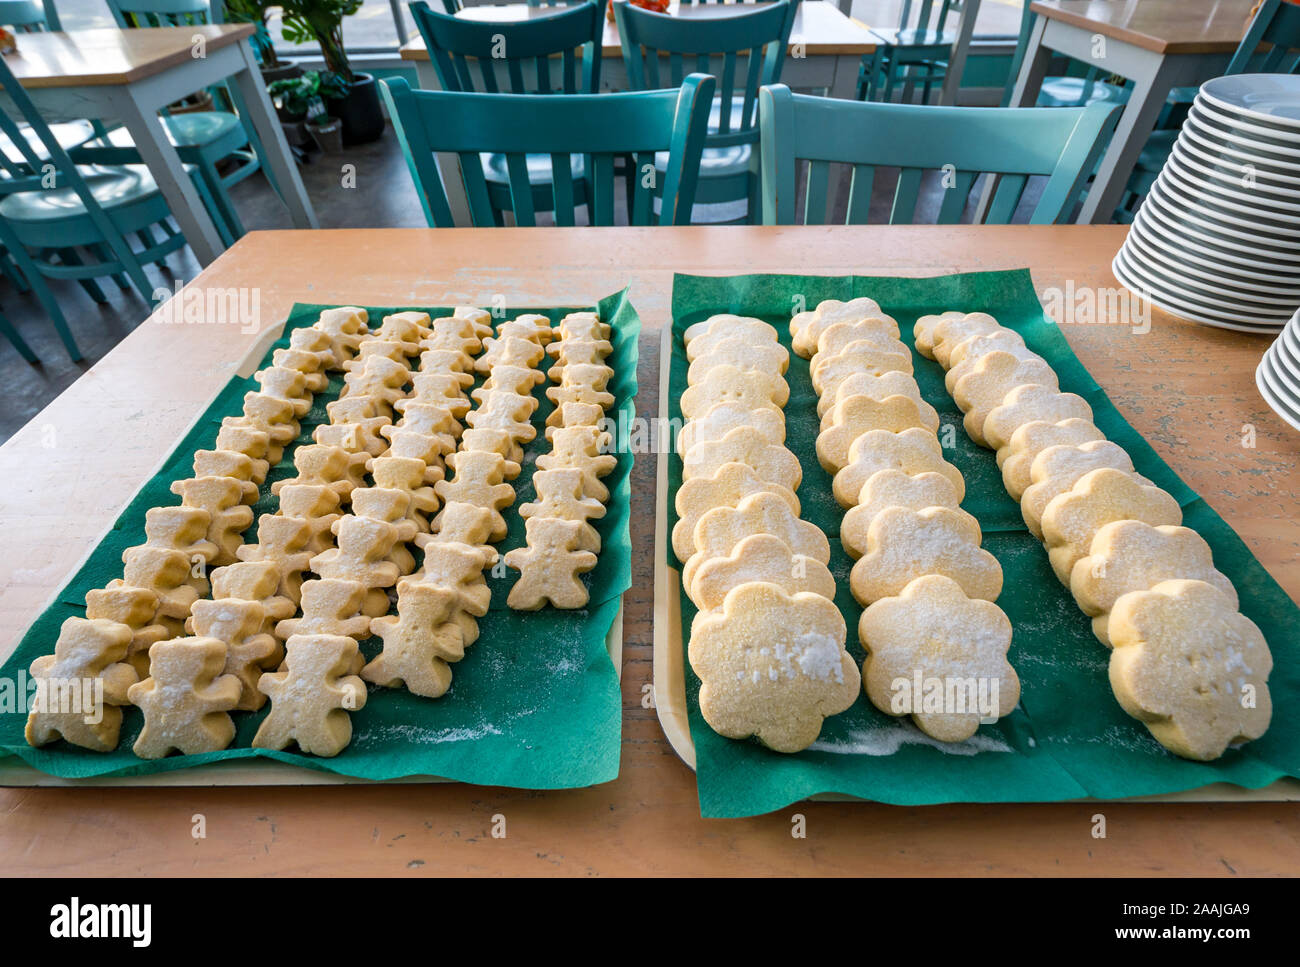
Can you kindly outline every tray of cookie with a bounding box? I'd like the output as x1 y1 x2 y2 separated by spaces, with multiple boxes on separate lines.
0 290 638 787
655 269 1300 818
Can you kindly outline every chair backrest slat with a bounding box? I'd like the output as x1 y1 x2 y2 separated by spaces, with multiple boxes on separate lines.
550 152 575 226
411 0 605 95
802 160 830 226
936 169 978 223
616 0 796 151
890 167 923 224
759 83 1119 226
504 151 537 226
381 73 715 228
846 164 875 223
1230 0 1300 74
106 0 211 29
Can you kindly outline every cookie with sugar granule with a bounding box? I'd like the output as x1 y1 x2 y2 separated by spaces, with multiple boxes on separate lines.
859 574 1018 743
998 417 1104 500
982 384 1094 453
689 582 859 752
849 506 1002 606
839 469 966 559
671 462 800 563
1108 579 1271 761
688 533 835 613
682 425 801 493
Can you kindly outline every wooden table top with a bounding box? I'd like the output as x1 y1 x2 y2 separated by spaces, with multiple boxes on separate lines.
1 24 254 89
399 0 878 61
1030 0 1257 55
2 226 1298 876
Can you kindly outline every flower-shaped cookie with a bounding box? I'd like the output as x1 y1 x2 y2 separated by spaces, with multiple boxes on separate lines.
840 469 965 559
816 395 938 473
683 491 831 593
679 364 788 418
689 582 860 752
982 384 1094 452
849 506 1002 606
810 344 913 398
671 463 800 563
816 370 921 420
1070 520 1237 646
1020 441 1139 538
1040 468 1182 585
928 312 1003 367
685 314 775 354
859 575 1019 742
790 298 889 359
676 401 784 458
687 336 788 384
688 533 836 613
1108 579 1271 761
815 319 901 359
831 427 964 508
951 351 1059 448
998 417 1104 500
683 425 801 493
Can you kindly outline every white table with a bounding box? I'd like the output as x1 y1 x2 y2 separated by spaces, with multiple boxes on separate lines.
1003 0 1252 224
1 24 319 265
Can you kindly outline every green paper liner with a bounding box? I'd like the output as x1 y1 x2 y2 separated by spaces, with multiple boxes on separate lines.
0 290 640 788
668 270 1300 818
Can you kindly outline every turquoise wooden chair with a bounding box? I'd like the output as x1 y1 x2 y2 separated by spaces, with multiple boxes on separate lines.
1119 0 1300 221
381 73 714 226
614 0 795 224
68 0 279 246
1000 2 1128 109
859 0 966 104
758 84 1119 225
409 0 605 224
0 300 36 364
0 54 213 361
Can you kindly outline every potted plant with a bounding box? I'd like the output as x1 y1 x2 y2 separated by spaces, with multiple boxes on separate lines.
225 0 303 84
267 69 345 151
279 0 385 145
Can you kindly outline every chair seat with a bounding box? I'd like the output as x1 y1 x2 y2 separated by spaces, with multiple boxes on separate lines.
0 164 177 222
481 150 585 186
1038 76 1128 108
872 27 957 47
0 119 98 159
97 111 244 150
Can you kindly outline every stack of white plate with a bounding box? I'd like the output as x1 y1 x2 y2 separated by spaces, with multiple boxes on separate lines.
1114 74 1300 335
1258 308 1300 431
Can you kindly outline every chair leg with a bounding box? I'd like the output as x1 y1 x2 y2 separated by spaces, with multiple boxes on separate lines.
1 250 30 293
0 308 38 364
1 238 81 362
200 163 243 244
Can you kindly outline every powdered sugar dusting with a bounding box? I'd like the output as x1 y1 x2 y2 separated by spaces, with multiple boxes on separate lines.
809 720 1013 756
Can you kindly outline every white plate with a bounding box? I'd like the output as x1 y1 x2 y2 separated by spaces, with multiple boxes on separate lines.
1115 247 1292 327
1268 332 1300 397
1180 118 1300 177
1201 74 1300 130
1114 249 1289 332
1193 95 1300 145
1257 350 1300 431
1151 179 1300 252
1136 200 1300 274
1169 142 1300 213
1122 242 1300 311
1126 222 1300 295
1282 309 1300 355
1188 105 1300 159
1174 128 1300 191
1161 159 1300 227
1142 185 1300 268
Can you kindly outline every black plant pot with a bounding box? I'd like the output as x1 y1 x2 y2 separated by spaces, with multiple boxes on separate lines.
261 62 304 85
325 72 385 146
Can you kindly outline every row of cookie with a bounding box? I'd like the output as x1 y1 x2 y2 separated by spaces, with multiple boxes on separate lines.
505 312 616 610
360 311 556 704
794 299 1018 744
916 311 1271 761
127 310 448 759
23 307 370 754
675 315 859 754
